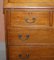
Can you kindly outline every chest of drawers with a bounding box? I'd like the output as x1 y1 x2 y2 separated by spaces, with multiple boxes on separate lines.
4 0 54 60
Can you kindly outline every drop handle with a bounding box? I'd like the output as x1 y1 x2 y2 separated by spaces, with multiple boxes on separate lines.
18 54 22 58
18 54 30 60
25 17 36 23
18 34 30 41
26 54 30 58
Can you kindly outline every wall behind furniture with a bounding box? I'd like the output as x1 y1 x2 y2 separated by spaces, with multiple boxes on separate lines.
0 0 6 60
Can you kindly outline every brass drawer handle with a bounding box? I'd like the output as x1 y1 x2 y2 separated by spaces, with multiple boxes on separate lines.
25 17 36 23
26 54 30 58
18 54 30 60
18 34 30 41
18 54 22 58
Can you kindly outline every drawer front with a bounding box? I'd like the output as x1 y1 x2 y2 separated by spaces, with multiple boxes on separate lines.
9 0 54 3
9 46 54 60
9 9 50 27
7 27 54 45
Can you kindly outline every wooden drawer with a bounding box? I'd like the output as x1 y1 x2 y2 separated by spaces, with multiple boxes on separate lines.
9 0 54 3
8 46 54 60
7 27 54 45
9 9 50 27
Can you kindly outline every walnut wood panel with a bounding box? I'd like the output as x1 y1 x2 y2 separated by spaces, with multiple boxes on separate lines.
7 27 54 45
9 9 50 27
8 46 54 60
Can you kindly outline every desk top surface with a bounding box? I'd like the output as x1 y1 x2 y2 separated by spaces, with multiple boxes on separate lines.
4 0 54 8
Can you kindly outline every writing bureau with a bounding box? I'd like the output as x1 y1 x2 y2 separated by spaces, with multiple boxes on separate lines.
4 0 54 60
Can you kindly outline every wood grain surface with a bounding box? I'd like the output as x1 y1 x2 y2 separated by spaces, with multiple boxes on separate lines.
8 46 54 60
4 8 54 60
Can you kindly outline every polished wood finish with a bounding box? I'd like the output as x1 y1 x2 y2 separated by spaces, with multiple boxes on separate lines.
7 27 54 45
5 9 54 27
4 0 54 8
10 9 49 27
4 8 54 60
9 46 54 60
53 12 54 26
4 0 54 60
9 0 54 3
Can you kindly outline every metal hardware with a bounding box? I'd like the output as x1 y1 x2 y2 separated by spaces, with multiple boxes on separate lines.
18 34 30 41
18 54 30 60
19 54 22 58
25 17 36 23
26 54 30 58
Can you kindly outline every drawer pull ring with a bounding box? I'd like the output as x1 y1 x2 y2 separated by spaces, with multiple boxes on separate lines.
18 54 30 60
19 54 22 58
18 34 30 41
26 54 30 58
25 17 36 23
